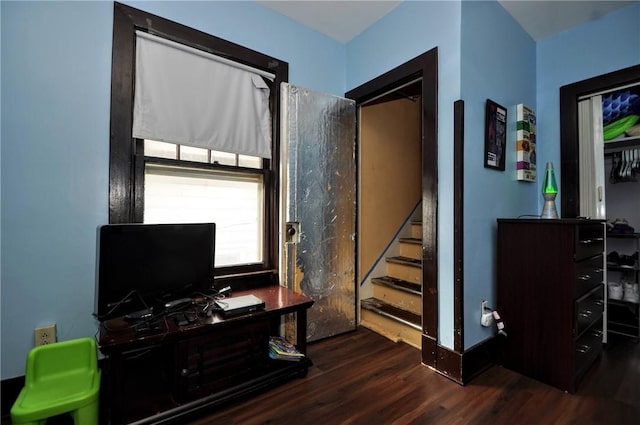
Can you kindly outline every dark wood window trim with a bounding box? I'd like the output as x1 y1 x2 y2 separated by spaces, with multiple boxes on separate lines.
109 2 288 285
560 64 640 218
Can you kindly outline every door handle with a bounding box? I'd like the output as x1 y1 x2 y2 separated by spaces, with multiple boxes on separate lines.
286 222 300 243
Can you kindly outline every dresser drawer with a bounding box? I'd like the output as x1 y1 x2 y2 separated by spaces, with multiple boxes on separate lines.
574 318 603 381
574 254 604 298
574 285 604 338
575 224 604 261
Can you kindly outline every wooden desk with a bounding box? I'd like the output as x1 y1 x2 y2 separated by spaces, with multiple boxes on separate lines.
98 286 314 424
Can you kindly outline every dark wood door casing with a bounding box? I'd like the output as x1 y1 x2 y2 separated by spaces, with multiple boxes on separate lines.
346 47 439 365
560 64 640 217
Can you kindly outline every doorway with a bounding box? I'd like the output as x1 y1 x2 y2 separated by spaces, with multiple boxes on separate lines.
346 48 438 365
560 64 640 217
560 64 640 345
358 79 422 288
357 80 423 348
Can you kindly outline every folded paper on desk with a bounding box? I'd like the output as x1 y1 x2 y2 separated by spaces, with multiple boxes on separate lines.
215 294 265 317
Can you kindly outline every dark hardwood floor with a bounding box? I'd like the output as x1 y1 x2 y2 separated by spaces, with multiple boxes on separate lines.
190 328 639 425
3 328 637 424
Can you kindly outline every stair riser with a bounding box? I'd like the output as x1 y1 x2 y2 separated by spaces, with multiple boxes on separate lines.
360 310 421 349
411 223 422 240
399 242 421 260
373 285 421 315
387 262 421 285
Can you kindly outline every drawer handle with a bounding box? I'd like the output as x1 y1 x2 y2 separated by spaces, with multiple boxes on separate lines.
579 309 593 318
579 239 593 244
593 237 604 242
578 274 591 281
594 268 604 273
594 300 604 307
577 344 591 354
590 330 603 338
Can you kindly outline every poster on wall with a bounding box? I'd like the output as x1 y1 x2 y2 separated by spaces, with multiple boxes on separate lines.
484 99 507 171
516 104 536 182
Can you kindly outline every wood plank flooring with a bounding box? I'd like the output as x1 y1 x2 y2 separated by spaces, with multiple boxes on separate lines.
188 328 639 425
5 328 635 424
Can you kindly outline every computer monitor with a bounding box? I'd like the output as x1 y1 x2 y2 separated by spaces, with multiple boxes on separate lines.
95 223 215 321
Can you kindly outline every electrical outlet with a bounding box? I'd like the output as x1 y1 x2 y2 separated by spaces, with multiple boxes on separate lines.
481 301 494 327
34 324 57 346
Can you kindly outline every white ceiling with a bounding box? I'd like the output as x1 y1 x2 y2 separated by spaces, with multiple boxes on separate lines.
256 1 402 43
257 0 638 43
498 0 637 41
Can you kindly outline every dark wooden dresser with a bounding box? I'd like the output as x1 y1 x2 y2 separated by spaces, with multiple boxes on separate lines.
496 218 605 392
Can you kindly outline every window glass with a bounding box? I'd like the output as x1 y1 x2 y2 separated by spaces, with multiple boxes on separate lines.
144 140 177 159
211 150 237 166
180 145 209 163
144 164 264 266
238 155 263 169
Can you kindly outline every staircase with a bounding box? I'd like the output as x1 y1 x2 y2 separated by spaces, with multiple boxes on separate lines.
360 221 422 349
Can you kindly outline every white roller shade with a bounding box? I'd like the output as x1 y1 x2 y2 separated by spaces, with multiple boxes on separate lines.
133 31 273 158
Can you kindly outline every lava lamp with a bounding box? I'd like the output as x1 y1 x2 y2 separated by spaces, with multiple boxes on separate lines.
541 162 559 219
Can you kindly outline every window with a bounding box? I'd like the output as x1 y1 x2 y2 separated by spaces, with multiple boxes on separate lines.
109 3 288 283
143 142 265 267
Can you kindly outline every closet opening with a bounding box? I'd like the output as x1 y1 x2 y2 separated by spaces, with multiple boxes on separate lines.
560 65 640 345
559 64 640 217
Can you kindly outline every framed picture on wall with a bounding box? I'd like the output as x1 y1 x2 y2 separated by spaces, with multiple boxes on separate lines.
484 99 507 171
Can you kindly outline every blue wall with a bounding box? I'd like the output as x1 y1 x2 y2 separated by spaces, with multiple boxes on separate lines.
459 1 639 350
537 2 640 213
353 0 639 351
1 0 113 380
2 0 638 380
0 0 345 380
347 0 462 349
460 1 537 349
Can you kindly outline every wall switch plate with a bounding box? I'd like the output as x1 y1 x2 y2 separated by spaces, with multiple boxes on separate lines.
34 324 57 346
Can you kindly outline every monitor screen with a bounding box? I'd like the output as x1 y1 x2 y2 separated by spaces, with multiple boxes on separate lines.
95 223 215 320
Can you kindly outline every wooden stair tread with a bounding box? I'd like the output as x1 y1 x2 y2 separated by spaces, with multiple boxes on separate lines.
361 298 421 330
399 237 421 245
371 276 421 296
386 256 421 268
